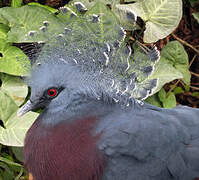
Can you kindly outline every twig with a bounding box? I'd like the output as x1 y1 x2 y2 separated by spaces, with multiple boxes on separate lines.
172 33 199 55
166 79 181 97
189 54 197 67
190 71 199 77
14 168 23 180
179 80 185 87
190 86 199 91
129 36 135 41
192 83 199 85
183 92 199 98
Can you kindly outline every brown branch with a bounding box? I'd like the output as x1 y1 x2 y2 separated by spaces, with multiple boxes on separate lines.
179 80 185 87
190 71 199 77
190 86 199 91
166 79 181 97
189 54 197 68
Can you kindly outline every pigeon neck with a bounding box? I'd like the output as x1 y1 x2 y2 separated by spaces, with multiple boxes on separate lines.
40 100 116 126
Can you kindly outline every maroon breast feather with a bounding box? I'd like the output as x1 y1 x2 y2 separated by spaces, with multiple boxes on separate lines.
24 116 105 180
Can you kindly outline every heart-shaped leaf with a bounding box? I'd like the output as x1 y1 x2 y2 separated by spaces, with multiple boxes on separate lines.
121 0 182 43
149 40 190 93
28 2 57 13
160 41 190 85
0 24 9 40
158 88 176 108
0 90 38 146
149 57 183 94
145 93 162 107
0 90 18 123
0 40 30 76
0 73 28 106
0 5 65 43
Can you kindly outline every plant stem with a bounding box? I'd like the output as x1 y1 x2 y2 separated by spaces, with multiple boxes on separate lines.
190 86 199 91
190 71 199 77
166 79 181 98
14 168 23 180
189 54 197 67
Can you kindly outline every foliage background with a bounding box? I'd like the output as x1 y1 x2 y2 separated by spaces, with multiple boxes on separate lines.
0 0 198 179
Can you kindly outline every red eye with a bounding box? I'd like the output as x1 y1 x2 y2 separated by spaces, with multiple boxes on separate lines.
48 88 57 97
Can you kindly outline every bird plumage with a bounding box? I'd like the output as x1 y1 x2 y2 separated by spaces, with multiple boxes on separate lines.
17 2 199 180
98 103 199 180
23 88 199 180
24 116 105 180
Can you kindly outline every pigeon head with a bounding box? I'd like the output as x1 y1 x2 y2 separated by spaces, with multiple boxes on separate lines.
18 2 160 124
17 53 114 125
27 63 74 112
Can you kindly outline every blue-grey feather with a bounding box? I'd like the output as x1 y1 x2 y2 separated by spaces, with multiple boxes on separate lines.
26 3 199 180
92 102 199 180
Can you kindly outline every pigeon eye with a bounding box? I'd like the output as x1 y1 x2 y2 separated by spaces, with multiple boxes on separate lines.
47 88 57 97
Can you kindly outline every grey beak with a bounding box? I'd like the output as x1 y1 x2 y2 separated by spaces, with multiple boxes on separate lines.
17 100 34 117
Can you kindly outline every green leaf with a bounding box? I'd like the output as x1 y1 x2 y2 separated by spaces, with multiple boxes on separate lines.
28 2 57 13
0 90 38 146
184 84 190 92
0 90 18 123
12 147 24 162
158 88 166 102
0 111 38 147
149 57 183 93
173 86 184 94
126 0 182 43
0 14 8 25
0 24 9 40
70 0 137 25
70 0 120 7
164 92 176 108
161 41 190 85
113 4 137 30
11 0 23 7
85 1 120 41
145 93 162 107
149 40 190 93
0 40 30 76
69 0 95 8
0 5 65 43
158 88 176 108
0 157 22 167
0 162 14 179
0 73 28 106
192 92 199 97
193 12 199 23
0 111 38 146
14 167 24 180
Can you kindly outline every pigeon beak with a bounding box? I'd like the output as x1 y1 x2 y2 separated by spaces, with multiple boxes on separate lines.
17 100 34 117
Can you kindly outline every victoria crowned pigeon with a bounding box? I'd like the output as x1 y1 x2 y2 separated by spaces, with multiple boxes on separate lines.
18 2 199 180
